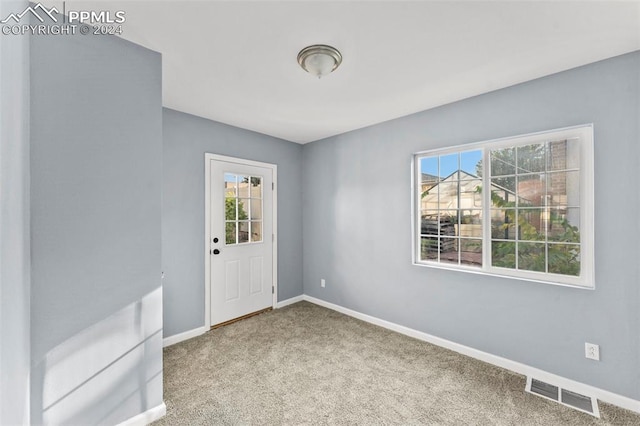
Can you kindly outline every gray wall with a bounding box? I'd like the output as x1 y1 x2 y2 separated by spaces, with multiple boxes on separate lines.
30 26 163 425
303 52 640 399
0 1 31 424
162 109 303 337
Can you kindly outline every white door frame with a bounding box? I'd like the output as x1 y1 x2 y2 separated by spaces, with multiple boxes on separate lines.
204 153 278 328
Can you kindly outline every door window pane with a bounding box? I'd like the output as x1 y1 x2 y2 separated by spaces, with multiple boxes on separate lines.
238 221 249 244
237 199 249 220
250 176 262 198
223 173 264 246
224 173 237 197
225 222 236 245
238 176 250 198
250 221 262 243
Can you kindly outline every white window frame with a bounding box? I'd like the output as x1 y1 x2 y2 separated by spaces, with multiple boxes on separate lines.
412 124 595 289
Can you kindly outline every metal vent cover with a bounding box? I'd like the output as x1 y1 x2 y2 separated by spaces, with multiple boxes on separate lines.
561 389 595 413
526 377 600 417
530 378 559 401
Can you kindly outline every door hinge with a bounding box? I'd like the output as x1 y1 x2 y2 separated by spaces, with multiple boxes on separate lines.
272 286 275 294
272 182 274 190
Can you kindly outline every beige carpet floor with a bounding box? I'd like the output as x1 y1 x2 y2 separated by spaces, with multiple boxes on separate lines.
154 301 640 425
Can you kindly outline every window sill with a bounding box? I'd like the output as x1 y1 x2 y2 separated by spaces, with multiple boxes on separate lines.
412 260 594 290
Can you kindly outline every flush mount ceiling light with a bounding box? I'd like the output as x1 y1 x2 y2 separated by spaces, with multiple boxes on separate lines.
297 44 342 79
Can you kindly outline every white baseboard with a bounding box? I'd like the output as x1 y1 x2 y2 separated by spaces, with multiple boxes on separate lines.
116 402 166 426
302 295 640 415
276 295 304 309
163 326 208 347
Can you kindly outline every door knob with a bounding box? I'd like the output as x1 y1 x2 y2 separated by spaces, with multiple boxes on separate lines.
213 249 220 255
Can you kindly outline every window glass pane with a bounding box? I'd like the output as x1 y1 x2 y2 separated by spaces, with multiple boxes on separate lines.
420 157 439 181
224 173 237 197
438 212 458 236
249 176 262 198
517 174 545 207
250 221 262 243
548 207 580 243
438 181 459 209
460 150 482 179
548 244 580 276
238 221 249 243
238 176 250 198
420 184 439 211
547 171 579 207
518 242 546 272
491 176 516 204
439 237 458 265
460 239 482 267
414 125 590 285
564 138 581 170
420 236 439 261
490 147 516 177
492 241 515 268
420 212 441 236
518 209 545 241
250 200 262 220
546 140 567 171
517 143 546 174
237 199 249 220
491 209 516 240
225 222 236 245
225 198 236 220
459 179 482 209
440 153 459 179
460 210 482 237
547 139 581 171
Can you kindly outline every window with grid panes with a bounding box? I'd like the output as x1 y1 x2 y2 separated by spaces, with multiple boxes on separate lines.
414 125 594 288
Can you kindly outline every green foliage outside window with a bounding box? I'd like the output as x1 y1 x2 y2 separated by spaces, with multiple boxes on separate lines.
488 189 580 276
225 198 248 244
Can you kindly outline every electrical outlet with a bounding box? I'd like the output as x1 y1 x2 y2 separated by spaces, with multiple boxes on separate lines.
320 279 326 288
585 343 600 361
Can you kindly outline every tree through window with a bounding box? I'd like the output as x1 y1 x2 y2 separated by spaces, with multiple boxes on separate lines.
414 125 594 288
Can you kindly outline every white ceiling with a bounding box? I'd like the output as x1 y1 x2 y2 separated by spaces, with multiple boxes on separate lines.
45 1 640 143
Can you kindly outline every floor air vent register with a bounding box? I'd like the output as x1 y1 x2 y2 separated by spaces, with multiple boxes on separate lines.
526 377 600 417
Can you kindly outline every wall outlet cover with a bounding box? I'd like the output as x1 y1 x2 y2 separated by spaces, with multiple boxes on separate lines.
585 343 600 361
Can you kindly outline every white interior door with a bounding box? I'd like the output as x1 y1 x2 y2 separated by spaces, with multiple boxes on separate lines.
208 157 274 326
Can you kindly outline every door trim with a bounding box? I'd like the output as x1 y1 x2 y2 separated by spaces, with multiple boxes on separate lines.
204 153 278 328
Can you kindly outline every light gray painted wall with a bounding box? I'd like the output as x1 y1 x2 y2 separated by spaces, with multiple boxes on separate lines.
302 52 640 399
30 27 163 424
0 1 31 424
162 108 303 337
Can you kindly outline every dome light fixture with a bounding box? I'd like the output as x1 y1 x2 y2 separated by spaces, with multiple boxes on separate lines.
297 44 342 79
